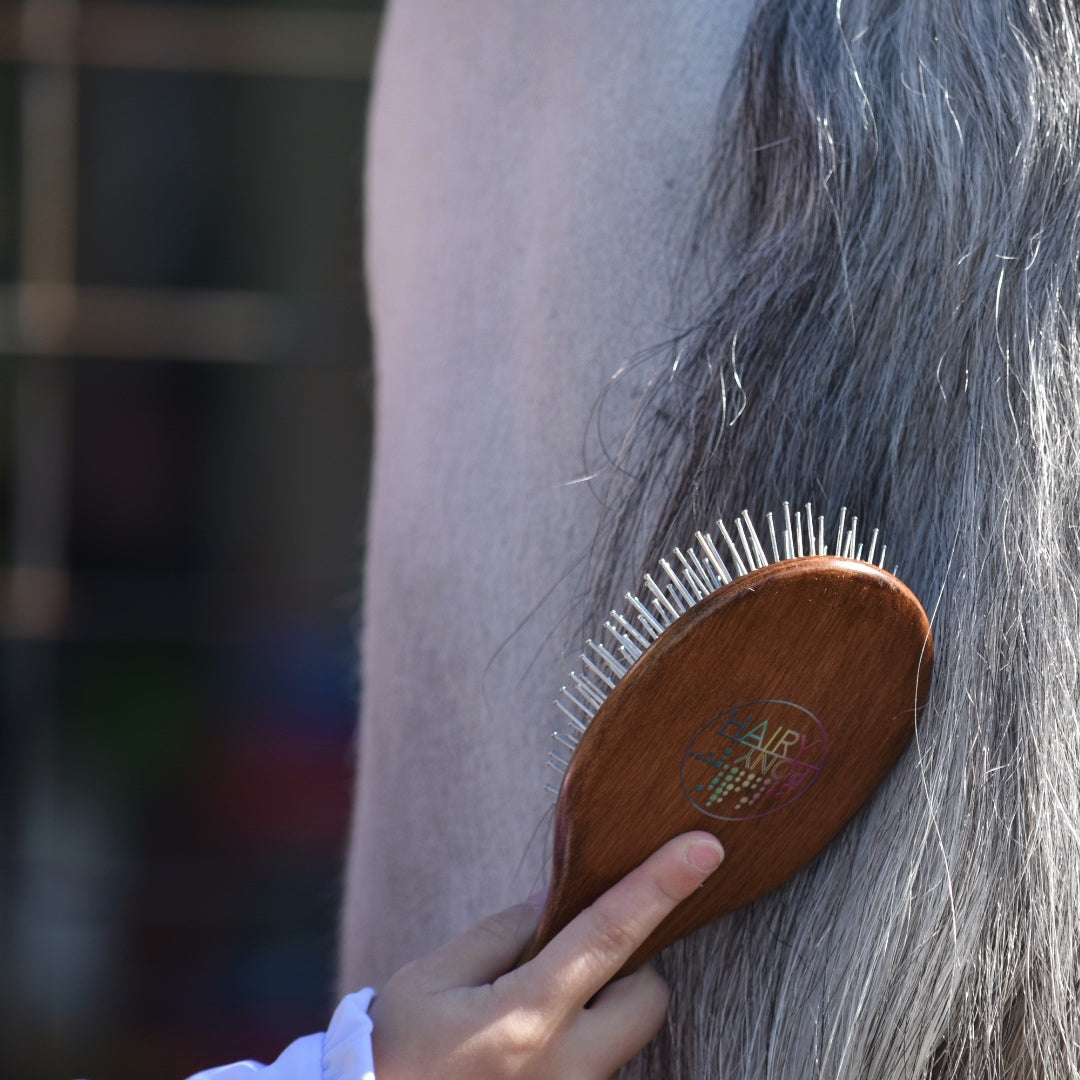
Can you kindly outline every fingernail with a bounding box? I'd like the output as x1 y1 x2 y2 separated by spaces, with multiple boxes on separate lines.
526 888 549 911
687 839 724 874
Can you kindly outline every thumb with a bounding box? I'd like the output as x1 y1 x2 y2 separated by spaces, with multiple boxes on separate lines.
417 897 545 989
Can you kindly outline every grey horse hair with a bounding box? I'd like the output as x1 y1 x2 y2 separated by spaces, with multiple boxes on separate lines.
576 1 1080 1076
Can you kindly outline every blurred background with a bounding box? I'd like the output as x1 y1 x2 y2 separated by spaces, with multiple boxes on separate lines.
0 1 382 1076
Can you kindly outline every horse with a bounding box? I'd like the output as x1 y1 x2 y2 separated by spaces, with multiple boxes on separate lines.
344 2 1080 1076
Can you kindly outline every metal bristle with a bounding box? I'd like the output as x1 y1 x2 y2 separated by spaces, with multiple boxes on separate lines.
548 502 894 797
766 512 780 562
625 591 664 638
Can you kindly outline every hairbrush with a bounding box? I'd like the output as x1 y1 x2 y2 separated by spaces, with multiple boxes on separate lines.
520 502 933 973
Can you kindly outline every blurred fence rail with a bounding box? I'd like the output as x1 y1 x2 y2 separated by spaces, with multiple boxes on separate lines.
0 2 379 78
0 283 301 360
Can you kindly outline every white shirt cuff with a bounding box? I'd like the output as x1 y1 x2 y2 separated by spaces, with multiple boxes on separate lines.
184 987 377 1080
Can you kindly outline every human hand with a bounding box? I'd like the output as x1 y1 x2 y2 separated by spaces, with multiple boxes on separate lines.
368 831 724 1080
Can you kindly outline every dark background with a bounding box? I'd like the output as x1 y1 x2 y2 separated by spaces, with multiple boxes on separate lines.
0 2 383 1076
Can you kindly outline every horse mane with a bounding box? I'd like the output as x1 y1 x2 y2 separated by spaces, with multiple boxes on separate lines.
583 2 1080 1075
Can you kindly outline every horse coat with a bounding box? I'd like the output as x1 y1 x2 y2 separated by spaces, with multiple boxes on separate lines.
342 0 755 988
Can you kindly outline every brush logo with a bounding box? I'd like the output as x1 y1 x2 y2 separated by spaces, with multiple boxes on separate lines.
681 701 828 820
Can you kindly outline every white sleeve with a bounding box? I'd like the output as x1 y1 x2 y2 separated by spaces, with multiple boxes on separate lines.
184 987 377 1080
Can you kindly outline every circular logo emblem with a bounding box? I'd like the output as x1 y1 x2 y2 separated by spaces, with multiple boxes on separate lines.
681 701 828 820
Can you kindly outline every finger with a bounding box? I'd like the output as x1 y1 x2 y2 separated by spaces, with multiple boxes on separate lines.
416 899 544 989
529 832 723 1010
574 965 671 1076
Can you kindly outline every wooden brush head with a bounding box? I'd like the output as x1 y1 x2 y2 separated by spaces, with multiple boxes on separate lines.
522 556 933 972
